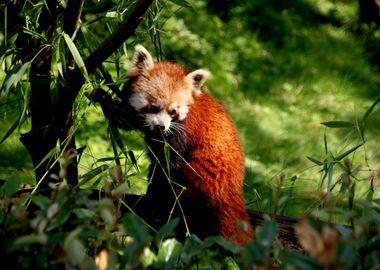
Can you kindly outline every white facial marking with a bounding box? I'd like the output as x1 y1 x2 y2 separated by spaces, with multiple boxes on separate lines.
178 106 189 121
145 111 172 131
168 102 178 112
153 99 164 109
129 92 148 111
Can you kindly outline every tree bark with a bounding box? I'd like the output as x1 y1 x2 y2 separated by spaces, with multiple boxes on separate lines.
17 0 153 190
19 0 59 188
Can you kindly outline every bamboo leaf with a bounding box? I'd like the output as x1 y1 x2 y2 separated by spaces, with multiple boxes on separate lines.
306 156 324 166
128 150 140 173
164 143 171 176
363 95 380 122
0 117 20 144
0 178 21 197
0 93 27 144
0 61 31 95
168 0 192 8
63 33 89 81
79 164 109 185
327 164 333 192
56 35 67 79
320 121 354 128
335 143 364 161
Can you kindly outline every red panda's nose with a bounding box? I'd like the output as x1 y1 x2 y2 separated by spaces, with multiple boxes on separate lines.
157 124 166 130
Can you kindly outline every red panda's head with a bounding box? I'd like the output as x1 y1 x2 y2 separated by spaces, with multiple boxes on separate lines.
125 45 210 133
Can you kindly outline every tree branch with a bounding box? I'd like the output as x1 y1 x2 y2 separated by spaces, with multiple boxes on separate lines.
54 0 153 184
63 0 153 110
84 0 154 75
63 0 85 36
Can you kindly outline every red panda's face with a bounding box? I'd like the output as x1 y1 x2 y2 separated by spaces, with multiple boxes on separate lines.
127 45 210 133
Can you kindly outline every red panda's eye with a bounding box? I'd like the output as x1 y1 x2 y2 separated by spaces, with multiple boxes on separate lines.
150 105 160 113
168 109 178 118
142 104 160 114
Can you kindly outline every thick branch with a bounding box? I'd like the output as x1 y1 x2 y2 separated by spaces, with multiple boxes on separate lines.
20 0 59 187
62 0 153 111
55 0 153 184
84 0 153 75
63 0 85 36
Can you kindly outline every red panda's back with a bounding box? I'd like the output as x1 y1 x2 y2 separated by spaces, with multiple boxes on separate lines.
182 92 253 243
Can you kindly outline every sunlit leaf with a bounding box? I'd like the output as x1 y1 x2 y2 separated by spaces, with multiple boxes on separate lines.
56 35 67 79
0 117 21 145
157 238 182 269
63 33 90 81
168 0 192 8
0 61 31 95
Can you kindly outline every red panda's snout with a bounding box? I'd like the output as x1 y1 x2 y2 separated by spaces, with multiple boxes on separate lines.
128 89 191 133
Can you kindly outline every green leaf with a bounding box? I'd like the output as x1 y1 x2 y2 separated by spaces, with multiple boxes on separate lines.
56 35 67 79
335 143 364 161
0 178 21 197
180 235 203 264
244 241 265 266
64 229 86 266
122 213 151 243
0 117 21 145
306 156 324 166
320 121 354 128
0 61 31 95
168 0 192 8
280 249 319 270
156 218 179 240
128 150 140 173
15 234 48 246
203 235 241 254
256 219 278 247
79 164 109 186
157 238 182 269
63 33 89 81
363 95 380 122
0 32 18 56
73 208 95 219
164 143 171 176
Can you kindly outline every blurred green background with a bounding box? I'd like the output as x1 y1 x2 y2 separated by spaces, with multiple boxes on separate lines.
1 0 379 221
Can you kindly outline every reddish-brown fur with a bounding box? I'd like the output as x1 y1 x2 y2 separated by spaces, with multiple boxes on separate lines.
182 92 254 244
121 46 254 245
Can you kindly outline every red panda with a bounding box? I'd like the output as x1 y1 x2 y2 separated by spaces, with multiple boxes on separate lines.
108 45 254 244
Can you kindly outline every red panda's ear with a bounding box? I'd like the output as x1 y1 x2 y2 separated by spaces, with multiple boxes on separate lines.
132 45 154 72
186 69 211 96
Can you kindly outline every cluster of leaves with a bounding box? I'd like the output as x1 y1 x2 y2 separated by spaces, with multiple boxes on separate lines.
0 160 274 269
1 163 379 269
